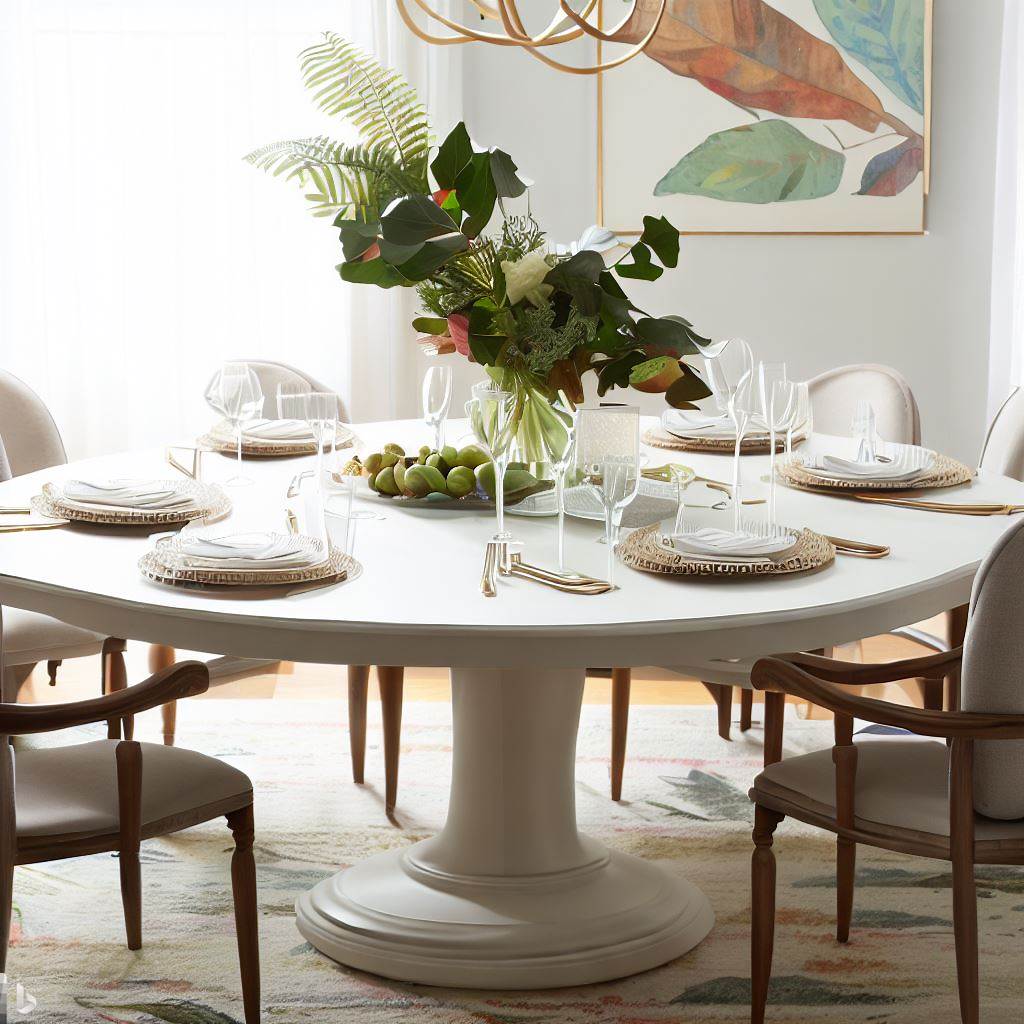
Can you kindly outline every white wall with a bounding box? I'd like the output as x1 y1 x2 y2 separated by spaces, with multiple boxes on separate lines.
460 2 1006 462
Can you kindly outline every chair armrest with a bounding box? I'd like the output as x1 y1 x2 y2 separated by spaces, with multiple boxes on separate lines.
751 656 1024 740
773 646 962 685
0 661 209 736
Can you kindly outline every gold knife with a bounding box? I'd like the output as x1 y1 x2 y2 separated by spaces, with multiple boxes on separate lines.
852 494 1024 515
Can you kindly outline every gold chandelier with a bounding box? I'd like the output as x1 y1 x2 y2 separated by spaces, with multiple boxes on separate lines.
394 1 667 74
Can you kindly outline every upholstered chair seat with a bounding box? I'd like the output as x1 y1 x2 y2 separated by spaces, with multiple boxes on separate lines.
14 739 252 841
3 607 106 666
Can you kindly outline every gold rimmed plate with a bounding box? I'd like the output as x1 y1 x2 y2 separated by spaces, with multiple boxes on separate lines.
198 419 355 459
779 451 973 494
32 480 231 527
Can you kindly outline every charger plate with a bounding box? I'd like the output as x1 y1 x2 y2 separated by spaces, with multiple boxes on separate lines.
643 425 803 454
779 452 973 493
618 524 835 578
32 480 231 527
140 534 356 588
198 420 355 458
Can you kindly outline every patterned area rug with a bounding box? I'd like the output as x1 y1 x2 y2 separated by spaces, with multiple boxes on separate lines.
9 699 1024 1022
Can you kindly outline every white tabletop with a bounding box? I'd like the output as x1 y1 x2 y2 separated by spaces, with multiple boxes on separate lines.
0 419 1016 668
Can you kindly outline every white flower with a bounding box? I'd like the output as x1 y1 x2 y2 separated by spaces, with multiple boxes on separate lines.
551 224 620 259
501 249 554 306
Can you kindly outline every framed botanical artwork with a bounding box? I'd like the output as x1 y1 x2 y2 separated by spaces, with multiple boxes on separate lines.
597 0 932 234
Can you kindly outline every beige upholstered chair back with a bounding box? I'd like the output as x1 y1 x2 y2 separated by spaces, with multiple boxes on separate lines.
808 364 921 446
0 369 67 476
980 388 1024 481
961 516 1024 819
205 361 348 421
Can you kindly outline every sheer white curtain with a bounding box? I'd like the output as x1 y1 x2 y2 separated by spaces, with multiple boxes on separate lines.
990 0 1024 417
0 1 461 458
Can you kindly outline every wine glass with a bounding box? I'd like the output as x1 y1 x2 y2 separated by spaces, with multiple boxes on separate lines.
277 386 339 495
670 464 696 537
707 340 756 533
852 400 878 463
422 364 453 453
575 405 640 586
466 379 518 555
765 379 797 526
531 391 576 570
758 363 789 524
786 381 812 458
206 362 263 487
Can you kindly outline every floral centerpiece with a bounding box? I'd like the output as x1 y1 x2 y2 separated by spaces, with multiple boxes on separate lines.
247 33 715 470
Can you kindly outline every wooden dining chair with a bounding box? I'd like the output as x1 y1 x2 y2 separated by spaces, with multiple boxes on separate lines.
747 515 1024 1024
0 653 260 1023
0 370 134 726
608 364 926 801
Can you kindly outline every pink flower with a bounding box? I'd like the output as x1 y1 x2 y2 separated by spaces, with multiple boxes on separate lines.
447 313 473 360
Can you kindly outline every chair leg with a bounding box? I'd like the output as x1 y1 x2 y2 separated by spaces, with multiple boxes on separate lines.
115 742 143 950
751 804 784 1024
347 666 370 784
610 667 631 802
836 837 856 943
378 667 404 816
148 645 177 745
950 740 979 1024
227 805 261 1024
1 665 34 705
103 640 132 741
739 688 753 731
46 659 61 686
0 740 15 973
702 682 732 740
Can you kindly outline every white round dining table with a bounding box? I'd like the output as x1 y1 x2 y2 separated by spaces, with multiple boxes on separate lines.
0 418 1020 990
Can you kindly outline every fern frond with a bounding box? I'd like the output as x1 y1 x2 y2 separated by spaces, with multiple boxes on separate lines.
299 33 430 186
245 136 414 220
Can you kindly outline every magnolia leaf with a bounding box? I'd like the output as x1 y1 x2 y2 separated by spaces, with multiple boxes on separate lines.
412 316 449 335
336 218 381 261
431 121 474 189
544 250 605 316
592 322 629 355
488 148 530 199
666 365 714 408
596 351 647 396
813 0 926 114
640 215 680 268
380 194 459 246
455 152 498 237
636 316 705 357
392 233 469 281
857 136 923 196
614 0 886 133
655 121 844 204
377 238 425 265
615 242 664 282
599 270 647 323
338 258 408 289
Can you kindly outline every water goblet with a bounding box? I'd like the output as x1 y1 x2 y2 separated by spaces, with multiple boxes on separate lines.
786 381 812 458
467 379 518 553
206 362 263 487
707 340 756 533
852 400 879 463
532 391 576 570
670 464 696 537
575 405 640 586
422 364 453 453
765 379 797 526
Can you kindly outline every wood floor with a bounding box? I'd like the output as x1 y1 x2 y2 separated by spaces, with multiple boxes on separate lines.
20 618 944 720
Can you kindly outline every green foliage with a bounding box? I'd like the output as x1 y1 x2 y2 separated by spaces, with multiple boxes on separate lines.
245 34 430 220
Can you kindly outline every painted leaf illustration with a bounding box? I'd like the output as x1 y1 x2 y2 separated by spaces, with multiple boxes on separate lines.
857 136 923 196
812 0 926 113
655 120 844 204
615 0 886 133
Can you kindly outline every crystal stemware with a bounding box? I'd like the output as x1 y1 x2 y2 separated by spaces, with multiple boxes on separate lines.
765 379 797 526
575 405 640 586
707 340 755 533
786 381 812 458
852 400 879 463
206 362 263 487
277 386 339 496
531 391 576 570
467 379 518 553
422 364 453 453
670 463 696 537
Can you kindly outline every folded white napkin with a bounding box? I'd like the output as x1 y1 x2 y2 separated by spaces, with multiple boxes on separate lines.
242 419 314 442
662 409 770 439
177 531 323 570
803 448 933 482
63 480 195 510
670 527 796 559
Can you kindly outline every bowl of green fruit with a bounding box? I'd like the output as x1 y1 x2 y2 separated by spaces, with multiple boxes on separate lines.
353 442 553 510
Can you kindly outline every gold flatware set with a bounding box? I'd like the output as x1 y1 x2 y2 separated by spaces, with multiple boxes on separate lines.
481 542 613 597
852 493 1024 516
